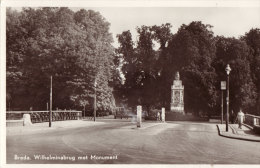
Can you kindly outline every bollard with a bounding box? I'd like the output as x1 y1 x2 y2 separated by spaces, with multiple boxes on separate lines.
77 112 80 120
23 114 32 126
137 106 142 128
161 107 165 122
254 118 257 126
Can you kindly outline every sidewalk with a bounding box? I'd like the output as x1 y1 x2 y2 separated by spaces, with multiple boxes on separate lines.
217 123 260 142
6 120 105 136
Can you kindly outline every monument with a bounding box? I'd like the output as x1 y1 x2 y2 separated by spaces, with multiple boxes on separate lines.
170 72 184 114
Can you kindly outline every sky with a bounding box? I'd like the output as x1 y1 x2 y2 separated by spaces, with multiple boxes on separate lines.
10 7 260 48
81 7 260 48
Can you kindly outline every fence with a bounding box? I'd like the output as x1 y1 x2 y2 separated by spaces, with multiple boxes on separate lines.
6 110 82 123
244 114 260 128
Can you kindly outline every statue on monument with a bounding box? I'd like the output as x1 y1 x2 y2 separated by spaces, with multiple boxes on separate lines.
175 71 180 80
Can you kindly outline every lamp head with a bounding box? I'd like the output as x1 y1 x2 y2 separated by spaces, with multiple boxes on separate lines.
225 64 231 75
94 80 97 87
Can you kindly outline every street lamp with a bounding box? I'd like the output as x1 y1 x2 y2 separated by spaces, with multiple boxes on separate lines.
220 81 226 124
83 102 86 119
49 76 52 127
94 78 97 122
225 64 231 132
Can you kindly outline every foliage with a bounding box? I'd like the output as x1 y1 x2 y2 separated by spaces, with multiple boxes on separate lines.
166 21 217 116
6 7 116 113
117 21 260 116
7 8 260 116
117 25 167 114
214 37 257 114
242 28 260 115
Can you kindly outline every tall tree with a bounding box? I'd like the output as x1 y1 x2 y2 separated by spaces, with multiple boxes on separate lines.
214 37 257 114
6 7 116 113
151 23 173 108
6 8 28 110
167 21 217 116
117 26 160 114
242 28 260 115
117 22 259 117
116 30 143 110
73 9 115 112
135 26 158 114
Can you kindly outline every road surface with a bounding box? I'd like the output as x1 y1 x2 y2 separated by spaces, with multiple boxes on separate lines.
6 120 260 164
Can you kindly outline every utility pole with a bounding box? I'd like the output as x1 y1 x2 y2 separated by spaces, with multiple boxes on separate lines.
225 64 231 132
49 76 52 127
220 81 226 124
221 90 223 124
94 78 97 122
226 75 229 131
83 104 86 118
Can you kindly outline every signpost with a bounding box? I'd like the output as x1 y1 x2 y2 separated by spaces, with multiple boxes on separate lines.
220 81 226 124
221 81 226 90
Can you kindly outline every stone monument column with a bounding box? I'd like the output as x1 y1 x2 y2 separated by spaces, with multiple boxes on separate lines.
170 72 184 114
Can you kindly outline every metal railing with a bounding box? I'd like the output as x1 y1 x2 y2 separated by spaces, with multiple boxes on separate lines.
244 114 260 128
6 110 82 123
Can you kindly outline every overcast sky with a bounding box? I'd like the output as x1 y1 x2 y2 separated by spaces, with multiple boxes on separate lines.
9 6 260 47
82 7 260 47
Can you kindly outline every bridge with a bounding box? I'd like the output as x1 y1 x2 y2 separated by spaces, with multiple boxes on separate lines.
6 110 82 126
244 114 260 127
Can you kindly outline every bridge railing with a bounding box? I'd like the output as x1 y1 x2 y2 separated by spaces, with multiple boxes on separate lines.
6 110 82 123
244 114 260 128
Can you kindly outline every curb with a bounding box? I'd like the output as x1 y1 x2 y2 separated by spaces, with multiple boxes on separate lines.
7 121 106 136
242 123 254 130
216 125 260 142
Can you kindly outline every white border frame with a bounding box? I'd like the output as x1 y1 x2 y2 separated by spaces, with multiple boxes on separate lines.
1 0 260 168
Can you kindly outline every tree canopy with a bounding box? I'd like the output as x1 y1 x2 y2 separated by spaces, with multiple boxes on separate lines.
7 7 260 116
7 7 116 113
117 21 260 116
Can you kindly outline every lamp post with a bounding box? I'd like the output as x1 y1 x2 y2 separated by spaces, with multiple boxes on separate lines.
221 89 224 124
94 78 97 122
225 64 231 132
83 103 86 119
220 81 226 124
49 76 52 127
